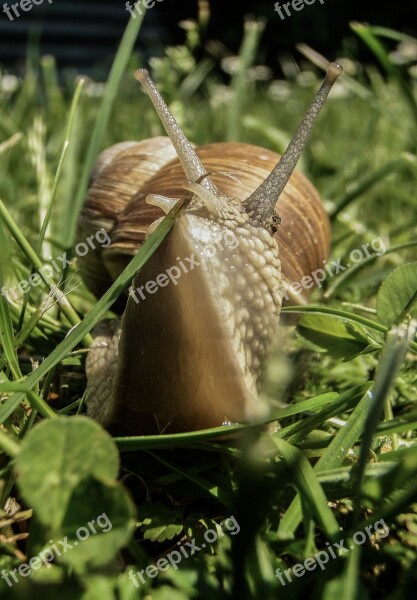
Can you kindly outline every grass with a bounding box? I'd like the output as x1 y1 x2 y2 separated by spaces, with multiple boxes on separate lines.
0 11 416 600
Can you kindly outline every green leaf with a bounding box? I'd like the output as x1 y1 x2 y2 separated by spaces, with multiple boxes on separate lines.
16 416 119 531
148 588 191 600
137 502 184 543
376 262 417 326
297 314 371 360
82 576 117 600
59 477 136 573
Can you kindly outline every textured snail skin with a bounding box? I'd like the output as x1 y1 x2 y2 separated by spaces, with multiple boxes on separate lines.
87 198 282 434
80 64 342 435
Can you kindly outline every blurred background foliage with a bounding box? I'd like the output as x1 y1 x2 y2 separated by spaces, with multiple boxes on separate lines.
0 3 417 599
0 0 416 75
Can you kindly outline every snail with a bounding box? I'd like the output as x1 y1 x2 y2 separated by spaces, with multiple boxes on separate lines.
76 63 342 435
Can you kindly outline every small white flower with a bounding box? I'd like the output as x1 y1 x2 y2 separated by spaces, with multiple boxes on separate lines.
0 74 19 94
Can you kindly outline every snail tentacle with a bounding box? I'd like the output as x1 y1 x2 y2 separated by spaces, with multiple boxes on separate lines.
135 69 218 194
244 62 343 227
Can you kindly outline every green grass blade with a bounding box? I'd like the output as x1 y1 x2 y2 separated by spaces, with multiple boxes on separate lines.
322 545 361 600
375 410 417 437
324 240 417 299
0 383 32 392
114 424 248 450
226 18 265 141
147 450 234 509
0 198 92 346
274 392 339 420
0 293 21 380
278 384 372 443
272 437 340 538
113 393 338 453
279 384 372 536
367 26 417 44
0 196 188 425
0 383 57 419
69 10 146 247
0 429 20 458
351 22 417 127
282 305 386 333
330 155 411 218
313 389 373 472
37 77 85 252
0 301 56 372
355 323 414 499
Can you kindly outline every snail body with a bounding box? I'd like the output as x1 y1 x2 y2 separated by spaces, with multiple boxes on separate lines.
77 64 342 435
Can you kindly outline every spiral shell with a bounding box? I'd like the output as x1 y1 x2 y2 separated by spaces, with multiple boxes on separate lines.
78 139 330 308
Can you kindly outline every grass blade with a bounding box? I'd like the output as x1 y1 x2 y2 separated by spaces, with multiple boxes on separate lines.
0 292 21 379
69 10 146 247
0 196 188 425
282 305 417 354
351 22 417 127
272 437 340 538
0 198 92 346
330 155 411 218
279 384 372 536
226 18 265 141
0 429 20 458
324 240 417 299
37 77 85 253
355 323 414 499
147 450 234 509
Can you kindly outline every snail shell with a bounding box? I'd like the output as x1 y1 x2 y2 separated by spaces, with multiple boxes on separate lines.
79 140 329 309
